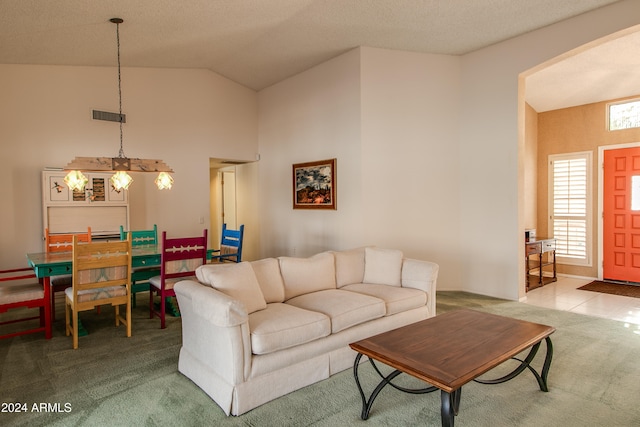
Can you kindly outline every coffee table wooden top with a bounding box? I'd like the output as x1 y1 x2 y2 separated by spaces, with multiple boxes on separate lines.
349 309 555 393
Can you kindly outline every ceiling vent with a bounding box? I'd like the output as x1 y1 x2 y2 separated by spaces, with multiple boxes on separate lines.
92 110 126 123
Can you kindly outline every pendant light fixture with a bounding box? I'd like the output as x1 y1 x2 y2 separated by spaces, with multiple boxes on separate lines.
64 18 173 191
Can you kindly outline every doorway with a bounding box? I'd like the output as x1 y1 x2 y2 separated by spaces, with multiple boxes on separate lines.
601 144 640 283
208 158 259 261
522 26 640 294
209 159 240 249
221 170 237 230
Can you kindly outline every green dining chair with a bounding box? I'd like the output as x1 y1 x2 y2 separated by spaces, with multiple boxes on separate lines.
120 225 159 307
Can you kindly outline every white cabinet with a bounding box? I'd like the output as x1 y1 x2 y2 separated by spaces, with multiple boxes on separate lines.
44 171 127 204
42 171 130 238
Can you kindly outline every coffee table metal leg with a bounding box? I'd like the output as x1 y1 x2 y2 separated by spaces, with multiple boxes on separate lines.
441 388 461 427
473 337 553 392
539 337 553 392
353 353 439 420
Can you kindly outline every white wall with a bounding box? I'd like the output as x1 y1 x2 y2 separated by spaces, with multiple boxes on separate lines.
4 0 640 301
258 46 464 289
360 47 462 289
235 162 260 261
258 48 363 257
0 64 257 267
257 0 640 300
459 0 640 299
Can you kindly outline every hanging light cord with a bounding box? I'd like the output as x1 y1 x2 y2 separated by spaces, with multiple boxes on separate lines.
114 19 126 159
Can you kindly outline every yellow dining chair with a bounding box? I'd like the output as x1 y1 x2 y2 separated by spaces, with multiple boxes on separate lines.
65 235 132 349
45 227 92 320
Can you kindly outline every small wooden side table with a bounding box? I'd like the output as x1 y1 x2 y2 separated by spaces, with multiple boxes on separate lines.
525 237 557 291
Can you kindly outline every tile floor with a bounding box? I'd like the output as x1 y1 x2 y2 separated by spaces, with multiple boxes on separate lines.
523 275 640 330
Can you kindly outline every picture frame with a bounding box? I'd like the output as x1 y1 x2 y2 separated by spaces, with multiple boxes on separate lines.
292 158 336 210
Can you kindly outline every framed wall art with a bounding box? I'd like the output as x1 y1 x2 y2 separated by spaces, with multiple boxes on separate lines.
292 158 336 210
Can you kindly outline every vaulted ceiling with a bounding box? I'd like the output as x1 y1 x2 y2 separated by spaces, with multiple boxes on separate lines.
1 0 636 111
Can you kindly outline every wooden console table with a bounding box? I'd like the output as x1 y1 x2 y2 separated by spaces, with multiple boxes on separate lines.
525 237 557 291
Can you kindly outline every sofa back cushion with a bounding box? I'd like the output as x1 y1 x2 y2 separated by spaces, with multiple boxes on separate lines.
279 252 336 300
196 262 267 314
363 247 403 287
250 258 285 303
333 247 366 288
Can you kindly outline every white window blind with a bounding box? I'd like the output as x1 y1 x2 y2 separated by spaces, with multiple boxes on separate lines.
549 153 591 266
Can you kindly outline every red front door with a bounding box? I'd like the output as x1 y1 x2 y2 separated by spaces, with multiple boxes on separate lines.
603 147 640 282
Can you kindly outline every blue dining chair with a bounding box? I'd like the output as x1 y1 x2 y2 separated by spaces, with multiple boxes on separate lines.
209 224 244 263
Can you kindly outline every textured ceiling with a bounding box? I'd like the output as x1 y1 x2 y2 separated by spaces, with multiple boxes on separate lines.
0 0 634 111
526 28 640 112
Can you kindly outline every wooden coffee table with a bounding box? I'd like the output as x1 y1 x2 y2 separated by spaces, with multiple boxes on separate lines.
349 309 555 426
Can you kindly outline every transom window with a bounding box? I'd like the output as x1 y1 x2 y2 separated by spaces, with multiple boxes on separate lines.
609 99 640 131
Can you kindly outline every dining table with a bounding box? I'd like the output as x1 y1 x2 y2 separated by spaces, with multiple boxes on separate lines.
26 245 220 323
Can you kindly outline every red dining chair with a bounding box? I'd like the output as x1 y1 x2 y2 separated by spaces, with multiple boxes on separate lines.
149 229 207 329
45 227 91 320
0 267 52 340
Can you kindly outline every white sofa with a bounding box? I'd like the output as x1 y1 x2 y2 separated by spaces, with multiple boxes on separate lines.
174 247 439 416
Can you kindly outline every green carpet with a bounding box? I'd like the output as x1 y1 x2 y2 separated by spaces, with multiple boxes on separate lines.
1 291 639 426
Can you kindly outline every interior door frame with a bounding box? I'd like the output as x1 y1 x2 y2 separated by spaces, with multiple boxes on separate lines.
221 170 237 230
598 141 640 280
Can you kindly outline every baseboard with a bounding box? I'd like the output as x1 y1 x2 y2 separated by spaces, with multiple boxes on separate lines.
556 273 598 281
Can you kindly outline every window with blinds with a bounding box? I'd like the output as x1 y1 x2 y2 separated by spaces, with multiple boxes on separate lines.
548 152 592 266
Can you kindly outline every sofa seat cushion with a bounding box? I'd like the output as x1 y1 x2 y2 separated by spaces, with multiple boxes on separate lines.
249 303 331 355
341 283 427 316
286 289 385 334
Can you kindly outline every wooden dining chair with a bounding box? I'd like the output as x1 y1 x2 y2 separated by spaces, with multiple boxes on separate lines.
45 227 92 320
120 225 158 246
149 229 207 329
209 224 244 263
0 268 52 340
65 235 132 349
120 225 159 307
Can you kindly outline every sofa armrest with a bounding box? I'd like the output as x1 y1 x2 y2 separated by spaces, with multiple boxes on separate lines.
174 280 252 384
176 280 248 327
401 259 439 316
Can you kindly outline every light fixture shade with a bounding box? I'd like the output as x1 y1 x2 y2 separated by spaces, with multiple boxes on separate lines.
155 172 174 190
64 170 89 191
110 171 133 190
